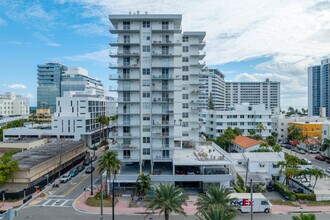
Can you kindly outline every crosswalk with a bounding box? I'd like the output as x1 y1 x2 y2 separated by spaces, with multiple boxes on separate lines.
34 198 74 207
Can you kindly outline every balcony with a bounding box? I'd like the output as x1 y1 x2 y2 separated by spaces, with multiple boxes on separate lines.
190 90 199 94
152 109 174 114
152 25 181 33
109 50 140 57
151 74 175 80
121 143 138 149
152 51 180 57
152 40 181 45
190 108 199 113
110 25 140 33
152 132 170 137
109 40 140 46
191 51 206 59
109 62 140 69
109 74 140 80
152 97 174 103
190 40 206 49
117 98 140 103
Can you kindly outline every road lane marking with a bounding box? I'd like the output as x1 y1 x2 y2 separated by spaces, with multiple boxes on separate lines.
51 199 61 206
60 200 69 206
42 199 52 206
63 174 91 197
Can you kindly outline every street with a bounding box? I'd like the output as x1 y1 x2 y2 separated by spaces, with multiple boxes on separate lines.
13 206 330 220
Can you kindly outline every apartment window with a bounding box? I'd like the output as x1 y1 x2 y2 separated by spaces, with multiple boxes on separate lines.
162 46 169 55
182 57 189 62
143 137 150 143
142 80 151 87
142 21 150 28
240 122 244 125
162 69 169 74
240 115 244 118
123 21 130 30
182 94 189 99
182 36 189 42
143 92 150 98
182 75 189 81
123 150 131 158
142 68 150 75
162 150 170 158
182 112 189 118
162 21 169 30
182 66 189 71
143 125 150 132
143 32 151 40
182 46 189 52
143 114 150 121
123 35 130 43
142 45 150 52
182 103 189 109
143 148 151 155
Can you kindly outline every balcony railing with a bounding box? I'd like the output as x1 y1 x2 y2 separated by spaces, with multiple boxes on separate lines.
152 74 174 79
152 97 174 102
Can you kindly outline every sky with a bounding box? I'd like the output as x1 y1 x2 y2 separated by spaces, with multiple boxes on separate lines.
0 0 330 110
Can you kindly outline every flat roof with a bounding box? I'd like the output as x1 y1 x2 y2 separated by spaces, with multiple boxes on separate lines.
13 140 86 169
173 142 233 166
290 121 324 125
243 152 285 162
1 138 45 144
109 13 182 22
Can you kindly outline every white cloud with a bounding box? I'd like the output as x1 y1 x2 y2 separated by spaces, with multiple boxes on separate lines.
58 0 330 108
64 49 109 63
70 23 108 36
33 33 61 47
7 84 27 89
25 93 34 99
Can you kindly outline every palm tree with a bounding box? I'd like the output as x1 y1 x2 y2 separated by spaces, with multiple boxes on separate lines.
313 168 325 190
196 185 236 214
322 138 330 157
256 123 266 138
200 205 236 220
96 115 110 145
134 172 151 198
146 184 188 220
292 213 316 220
97 151 121 197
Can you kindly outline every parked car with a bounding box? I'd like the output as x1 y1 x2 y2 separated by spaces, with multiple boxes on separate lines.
52 179 60 188
327 167 330 173
60 174 71 183
85 166 95 174
308 149 319 154
83 159 91 166
281 144 291 149
69 169 79 177
90 155 97 162
326 159 330 164
315 155 326 161
77 164 85 172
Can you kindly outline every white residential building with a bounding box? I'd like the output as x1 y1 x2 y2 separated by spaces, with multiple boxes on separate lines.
201 103 272 139
272 114 326 143
0 92 29 116
199 68 225 110
230 136 264 153
232 152 285 185
225 78 280 112
3 91 110 145
109 13 203 173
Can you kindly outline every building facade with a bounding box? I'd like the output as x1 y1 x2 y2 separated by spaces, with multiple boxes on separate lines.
225 78 280 112
289 121 323 138
0 92 29 116
308 59 330 117
201 103 272 139
108 13 204 173
272 114 325 143
37 63 67 113
199 68 225 110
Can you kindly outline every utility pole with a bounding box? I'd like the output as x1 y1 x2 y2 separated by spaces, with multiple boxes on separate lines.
112 169 117 220
58 138 63 179
250 179 253 220
90 157 94 196
100 172 103 220
245 158 249 192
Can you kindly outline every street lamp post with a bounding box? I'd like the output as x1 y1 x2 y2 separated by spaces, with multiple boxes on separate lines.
250 179 253 220
100 173 103 220
90 157 94 196
112 169 117 220
58 138 63 179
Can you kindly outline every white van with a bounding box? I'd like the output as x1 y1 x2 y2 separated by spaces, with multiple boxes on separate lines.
229 193 272 213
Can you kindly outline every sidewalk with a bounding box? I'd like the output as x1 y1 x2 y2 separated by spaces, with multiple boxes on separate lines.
272 204 330 213
73 192 198 215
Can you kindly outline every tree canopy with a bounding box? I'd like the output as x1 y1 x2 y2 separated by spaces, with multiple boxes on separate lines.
0 151 19 185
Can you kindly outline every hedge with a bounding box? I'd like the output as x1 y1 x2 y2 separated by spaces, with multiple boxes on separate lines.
296 193 316 201
233 185 244 193
274 181 296 201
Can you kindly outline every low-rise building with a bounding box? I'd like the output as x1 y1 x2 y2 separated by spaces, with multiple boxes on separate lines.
297 137 321 152
0 138 48 152
201 103 272 139
29 108 52 123
112 141 234 191
0 92 29 116
3 140 86 193
230 136 264 153
289 121 323 138
272 114 325 143
3 91 112 145
232 152 285 186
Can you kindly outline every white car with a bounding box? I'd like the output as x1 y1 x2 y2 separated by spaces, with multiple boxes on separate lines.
308 149 319 154
60 174 71 183
303 158 312 165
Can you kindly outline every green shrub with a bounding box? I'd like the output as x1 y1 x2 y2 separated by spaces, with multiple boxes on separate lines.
233 185 244 193
236 173 244 189
296 193 316 201
274 181 296 201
